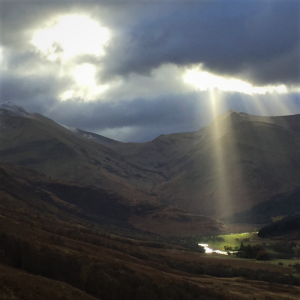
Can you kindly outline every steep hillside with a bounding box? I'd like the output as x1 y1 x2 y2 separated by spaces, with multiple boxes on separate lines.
0 163 224 237
87 110 300 219
258 213 300 238
225 185 300 224
2 102 300 220
1 166 300 300
3 103 300 299
151 111 300 218
0 265 98 300
106 130 207 171
0 102 162 202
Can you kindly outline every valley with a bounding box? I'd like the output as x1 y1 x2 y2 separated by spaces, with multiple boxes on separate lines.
1 102 300 299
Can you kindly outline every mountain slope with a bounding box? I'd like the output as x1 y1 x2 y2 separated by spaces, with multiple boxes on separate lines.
2 102 300 220
90 109 300 218
225 184 300 224
0 102 163 202
0 265 98 300
151 111 300 217
0 163 224 236
1 163 300 300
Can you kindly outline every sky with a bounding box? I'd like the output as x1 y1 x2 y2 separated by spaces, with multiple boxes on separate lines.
0 0 299 142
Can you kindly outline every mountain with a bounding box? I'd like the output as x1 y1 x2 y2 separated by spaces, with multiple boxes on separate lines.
1 101 300 221
225 184 300 224
0 162 224 237
0 102 161 201
258 213 300 238
2 169 299 300
3 102 300 299
107 110 300 218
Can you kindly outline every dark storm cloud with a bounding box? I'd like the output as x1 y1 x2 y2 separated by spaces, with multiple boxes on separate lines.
0 72 70 108
20 90 299 143
1 1 299 86
102 1 300 86
41 92 217 142
2 68 299 143
44 93 204 131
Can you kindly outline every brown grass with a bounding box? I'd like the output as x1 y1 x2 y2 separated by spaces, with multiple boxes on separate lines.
1 215 300 300
0 265 98 300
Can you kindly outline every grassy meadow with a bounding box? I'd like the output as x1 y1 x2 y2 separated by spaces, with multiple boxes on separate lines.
199 232 257 251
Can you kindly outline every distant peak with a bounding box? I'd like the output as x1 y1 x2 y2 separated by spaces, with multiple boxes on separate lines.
0 101 26 110
211 109 247 126
223 109 240 115
1 101 19 107
216 109 241 120
0 101 33 117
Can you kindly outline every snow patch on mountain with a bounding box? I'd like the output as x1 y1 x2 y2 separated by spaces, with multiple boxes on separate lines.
0 102 33 118
61 124 78 133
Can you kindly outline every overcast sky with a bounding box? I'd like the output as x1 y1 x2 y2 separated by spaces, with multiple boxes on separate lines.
0 0 299 142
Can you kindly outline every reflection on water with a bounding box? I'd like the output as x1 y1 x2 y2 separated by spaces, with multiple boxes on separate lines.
198 243 228 255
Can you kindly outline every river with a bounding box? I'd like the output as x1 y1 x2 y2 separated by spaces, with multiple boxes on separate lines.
198 243 229 255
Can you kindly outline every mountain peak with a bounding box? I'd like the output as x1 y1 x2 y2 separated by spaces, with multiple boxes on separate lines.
222 109 241 116
0 101 33 117
213 109 244 124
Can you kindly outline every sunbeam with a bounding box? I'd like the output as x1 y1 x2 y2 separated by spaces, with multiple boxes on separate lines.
207 89 235 217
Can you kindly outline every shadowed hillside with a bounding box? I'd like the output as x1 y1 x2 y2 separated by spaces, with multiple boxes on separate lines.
149 111 300 218
1 102 300 220
0 163 224 237
0 102 162 201
224 185 300 224
2 103 300 299
1 165 300 299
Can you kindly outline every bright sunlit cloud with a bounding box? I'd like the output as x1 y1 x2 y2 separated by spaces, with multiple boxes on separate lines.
60 90 75 101
184 66 287 95
59 84 109 102
30 15 111 102
31 15 110 61
59 63 109 102
73 64 96 86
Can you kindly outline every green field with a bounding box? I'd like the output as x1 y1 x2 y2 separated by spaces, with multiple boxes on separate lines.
199 232 257 251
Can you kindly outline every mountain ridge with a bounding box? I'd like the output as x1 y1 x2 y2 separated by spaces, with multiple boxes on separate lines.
1 102 300 221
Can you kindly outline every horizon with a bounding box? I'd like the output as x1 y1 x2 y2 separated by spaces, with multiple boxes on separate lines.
2 100 300 144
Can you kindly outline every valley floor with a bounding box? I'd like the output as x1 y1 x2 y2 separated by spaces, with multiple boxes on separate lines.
1 214 300 300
